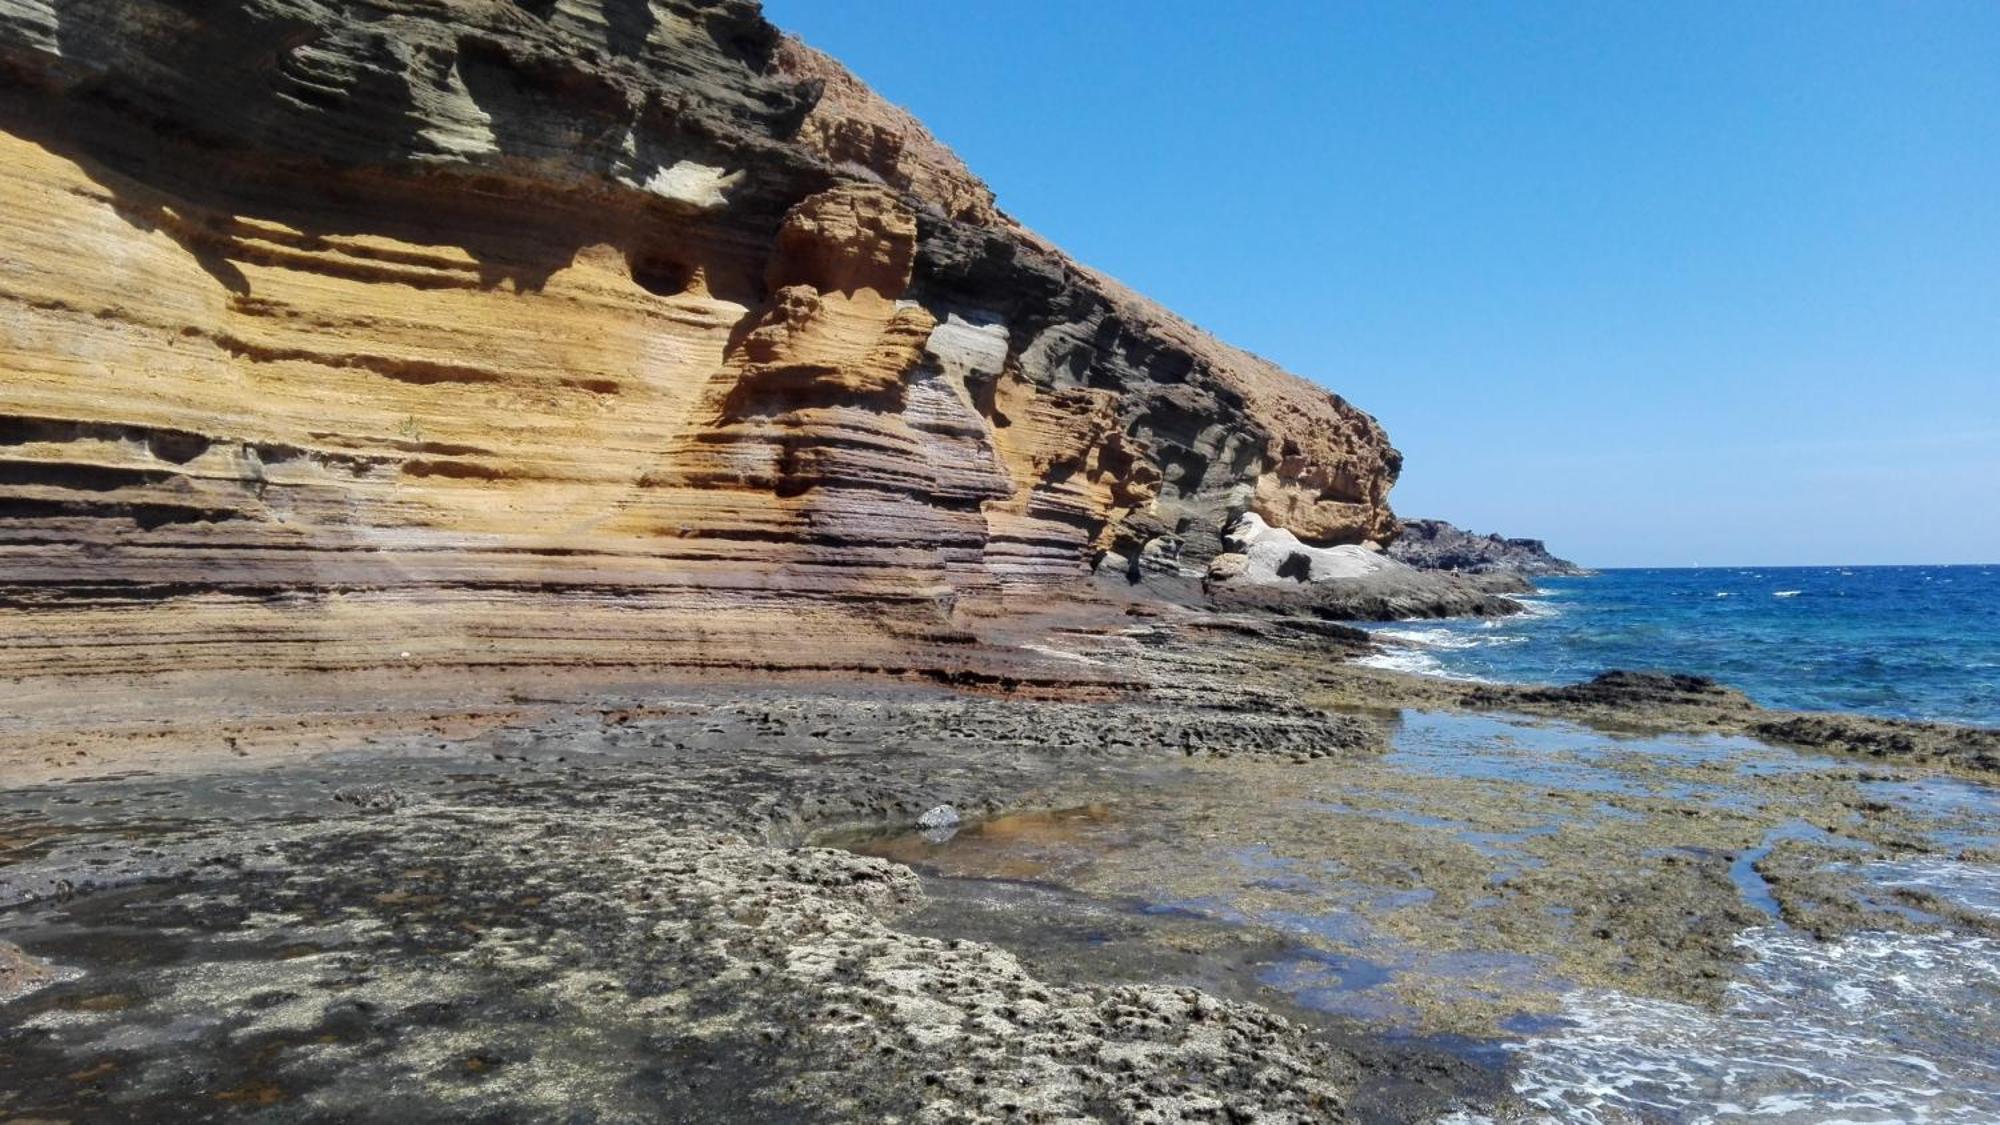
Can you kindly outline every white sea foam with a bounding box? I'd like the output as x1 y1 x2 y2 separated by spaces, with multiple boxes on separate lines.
1715 591 1734 598
1355 648 1443 676
1505 861 2000 1123
1375 627 1487 651
1352 648 1493 682
1510 598 1563 620
1857 856 2000 916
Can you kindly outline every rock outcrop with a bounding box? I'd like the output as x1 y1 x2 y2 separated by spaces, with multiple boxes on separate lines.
1387 518 1590 577
1202 514 1529 621
1212 512 1399 585
0 0 1401 689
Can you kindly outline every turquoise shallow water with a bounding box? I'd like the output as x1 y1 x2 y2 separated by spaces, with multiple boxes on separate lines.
1360 565 2000 726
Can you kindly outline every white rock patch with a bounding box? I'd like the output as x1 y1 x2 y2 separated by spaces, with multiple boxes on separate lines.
1218 512 1408 584
630 160 743 211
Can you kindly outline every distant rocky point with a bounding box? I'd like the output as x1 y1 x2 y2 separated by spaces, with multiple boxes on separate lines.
1388 519 1592 577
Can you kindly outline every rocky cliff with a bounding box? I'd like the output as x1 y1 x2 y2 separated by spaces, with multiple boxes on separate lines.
0 0 1400 694
1387 519 1590 577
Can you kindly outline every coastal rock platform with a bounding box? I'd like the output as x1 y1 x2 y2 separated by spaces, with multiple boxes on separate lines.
3 617 1996 1121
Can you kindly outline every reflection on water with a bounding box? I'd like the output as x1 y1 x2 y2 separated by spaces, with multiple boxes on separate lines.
844 804 1123 883
841 709 2000 1122
849 795 1577 1035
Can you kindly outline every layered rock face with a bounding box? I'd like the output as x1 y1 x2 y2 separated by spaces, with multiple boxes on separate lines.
0 0 1399 687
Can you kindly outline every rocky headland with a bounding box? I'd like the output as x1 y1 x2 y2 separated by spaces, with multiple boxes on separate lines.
1386 518 1592 577
2 4 1997 1123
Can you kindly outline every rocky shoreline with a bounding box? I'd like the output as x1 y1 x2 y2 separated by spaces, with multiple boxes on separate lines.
0 4 1993 1117
2 609 1994 1122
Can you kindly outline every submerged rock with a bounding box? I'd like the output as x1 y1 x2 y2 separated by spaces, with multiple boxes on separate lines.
1474 670 1753 709
1461 670 2000 774
1751 714 2000 772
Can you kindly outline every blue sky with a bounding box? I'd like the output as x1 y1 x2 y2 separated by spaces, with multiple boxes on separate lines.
764 2 1999 566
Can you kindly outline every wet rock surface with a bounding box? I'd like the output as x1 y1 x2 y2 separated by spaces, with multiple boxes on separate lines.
1463 669 2000 775
0 687 1430 1122
2 624 1997 1121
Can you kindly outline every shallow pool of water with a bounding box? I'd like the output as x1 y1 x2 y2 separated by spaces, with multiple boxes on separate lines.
843 708 2000 1122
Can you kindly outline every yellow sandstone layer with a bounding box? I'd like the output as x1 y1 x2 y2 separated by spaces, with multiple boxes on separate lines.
0 0 1402 763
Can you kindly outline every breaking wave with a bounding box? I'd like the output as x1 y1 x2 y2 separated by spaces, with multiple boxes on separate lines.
1503 859 2000 1123
1374 626 1489 651
1362 567 2000 725
1352 647 1492 682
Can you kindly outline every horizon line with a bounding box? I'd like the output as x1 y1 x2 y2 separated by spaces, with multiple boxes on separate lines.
1565 561 1998 571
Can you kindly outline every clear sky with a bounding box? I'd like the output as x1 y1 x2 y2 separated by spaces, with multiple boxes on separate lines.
763 2 1999 567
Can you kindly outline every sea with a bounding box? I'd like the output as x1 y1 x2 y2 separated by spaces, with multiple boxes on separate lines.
1358 564 2000 727
1357 565 2000 1121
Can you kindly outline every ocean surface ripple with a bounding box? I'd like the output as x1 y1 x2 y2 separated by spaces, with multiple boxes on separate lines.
1363 565 2000 726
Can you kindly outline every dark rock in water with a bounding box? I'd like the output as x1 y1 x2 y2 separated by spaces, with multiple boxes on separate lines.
1465 670 2000 773
1752 714 2000 771
1462 670 1760 732
1476 670 1752 709
1388 519 1592 577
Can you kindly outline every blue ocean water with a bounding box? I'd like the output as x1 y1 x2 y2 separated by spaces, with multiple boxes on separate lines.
1360 565 2000 726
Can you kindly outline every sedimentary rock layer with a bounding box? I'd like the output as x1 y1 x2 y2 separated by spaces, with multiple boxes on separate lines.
0 0 1399 687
